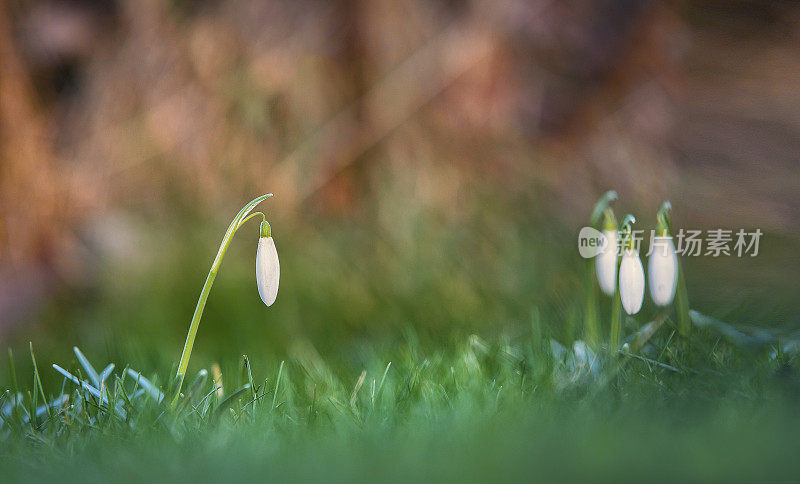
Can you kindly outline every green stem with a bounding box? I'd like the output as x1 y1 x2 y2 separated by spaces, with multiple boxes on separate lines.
659 200 691 338
610 282 622 350
675 258 691 337
586 192 617 348
589 190 618 227
240 211 267 228
173 194 273 405
584 260 599 347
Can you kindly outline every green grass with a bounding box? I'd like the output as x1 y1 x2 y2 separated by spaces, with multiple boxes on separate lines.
3 319 800 482
3 195 800 482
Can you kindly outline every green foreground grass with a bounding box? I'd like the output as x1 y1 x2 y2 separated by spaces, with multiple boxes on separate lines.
3 196 800 481
3 320 800 482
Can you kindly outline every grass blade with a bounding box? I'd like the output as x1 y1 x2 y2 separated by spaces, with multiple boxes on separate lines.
376 362 392 401
243 356 257 412
214 384 251 417
126 369 165 403
690 310 773 349
625 314 667 353
53 364 103 400
73 347 101 388
30 342 52 423
186 369 209 401
99 364 115 387
271 361 285 411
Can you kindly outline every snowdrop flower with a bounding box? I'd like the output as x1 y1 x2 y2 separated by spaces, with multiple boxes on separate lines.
256 220 279 306
174 193 275 403
618 217 645 318
620 248 645 315
586 190 617 348
648 236 677 306
648 202 678 307
595 225 618 297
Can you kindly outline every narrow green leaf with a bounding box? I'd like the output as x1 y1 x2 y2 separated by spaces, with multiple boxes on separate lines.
271 361 285 411
126 369 165 403
214 384 251 417
30 342 52 423
73 347 101 388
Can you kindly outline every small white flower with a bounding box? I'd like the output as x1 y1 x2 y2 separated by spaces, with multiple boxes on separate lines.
619 248 645 315
648 236 678 306
256 236 279 306
595 229 618 297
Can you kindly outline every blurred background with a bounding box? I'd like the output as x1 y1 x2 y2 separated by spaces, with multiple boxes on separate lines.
1 0 799 373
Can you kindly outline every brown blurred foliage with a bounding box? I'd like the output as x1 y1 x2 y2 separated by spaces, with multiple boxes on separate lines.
1 0 799 320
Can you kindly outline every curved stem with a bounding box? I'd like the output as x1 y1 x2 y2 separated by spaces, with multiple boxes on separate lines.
173 194 273 404
240 211 266 228
589 190 618 228
656 201 672 235
618 214 636 251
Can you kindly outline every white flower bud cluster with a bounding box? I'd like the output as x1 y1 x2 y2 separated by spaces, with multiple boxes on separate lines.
592 198 679 316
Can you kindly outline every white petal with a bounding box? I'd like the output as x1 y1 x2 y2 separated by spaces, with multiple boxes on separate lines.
595 229 618 296
619 249 645 315
648 236 678 306
256 236 280 306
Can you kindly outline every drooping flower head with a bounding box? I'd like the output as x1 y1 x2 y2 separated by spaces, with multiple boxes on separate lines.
648 201 678 307
256 220 280 306
588 190 619 298
596 209 619 297
618 216 644 315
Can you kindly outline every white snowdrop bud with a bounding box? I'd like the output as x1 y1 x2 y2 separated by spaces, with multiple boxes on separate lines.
256 235 279 306
595 229 618 297
648 236 678 307
619 248 645 315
